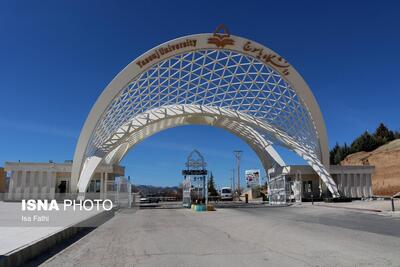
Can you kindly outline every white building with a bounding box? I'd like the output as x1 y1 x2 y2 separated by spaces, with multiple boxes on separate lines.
4 161 125 200
280 165 374 200
3 161 374 202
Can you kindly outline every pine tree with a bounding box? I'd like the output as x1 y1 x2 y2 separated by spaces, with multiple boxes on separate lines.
351 131 379 152
343 143 351 158
330 143 340 164
207 172 218 196
374 123 394 145
334 148 343 165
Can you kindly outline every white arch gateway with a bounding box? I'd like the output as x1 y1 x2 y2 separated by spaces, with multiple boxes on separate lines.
71 26 340 198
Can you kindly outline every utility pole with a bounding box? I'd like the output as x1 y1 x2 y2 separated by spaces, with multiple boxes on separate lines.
234 150 242 196
231 169 235 191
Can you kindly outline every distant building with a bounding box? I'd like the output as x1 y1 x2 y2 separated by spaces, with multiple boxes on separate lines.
4 161 124 200
276 165 374 200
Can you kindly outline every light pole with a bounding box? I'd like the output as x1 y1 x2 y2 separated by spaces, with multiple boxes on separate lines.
231 169 235 191
234 150 242 196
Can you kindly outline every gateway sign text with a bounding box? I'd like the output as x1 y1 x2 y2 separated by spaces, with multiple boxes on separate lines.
136 39 197 68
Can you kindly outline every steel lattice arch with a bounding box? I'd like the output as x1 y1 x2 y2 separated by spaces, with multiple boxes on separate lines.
72 28 340 198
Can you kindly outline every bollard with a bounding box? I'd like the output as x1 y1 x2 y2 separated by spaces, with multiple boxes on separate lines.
245 194 248 203
391 198 395 212
311 194 314 205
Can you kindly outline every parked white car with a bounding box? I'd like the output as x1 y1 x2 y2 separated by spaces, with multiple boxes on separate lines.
220 187 233 201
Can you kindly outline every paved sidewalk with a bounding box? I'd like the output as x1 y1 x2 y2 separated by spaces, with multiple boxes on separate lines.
313 199 400 213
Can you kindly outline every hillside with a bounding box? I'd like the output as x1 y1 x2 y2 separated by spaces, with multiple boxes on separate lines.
132 184 180 196
341 139 400 196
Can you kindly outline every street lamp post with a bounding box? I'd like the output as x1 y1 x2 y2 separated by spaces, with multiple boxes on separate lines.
231 169 235 192
234 150 242 197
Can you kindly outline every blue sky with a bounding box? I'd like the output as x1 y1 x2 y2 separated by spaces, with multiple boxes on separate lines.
1 0 399 187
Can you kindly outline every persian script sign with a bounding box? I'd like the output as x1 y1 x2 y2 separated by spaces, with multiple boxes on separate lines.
136 39 197 68
243 41 290 75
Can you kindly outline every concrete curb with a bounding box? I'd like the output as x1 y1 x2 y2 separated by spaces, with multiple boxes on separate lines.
0 208 116 267
314 204 382 213
214 203 290 209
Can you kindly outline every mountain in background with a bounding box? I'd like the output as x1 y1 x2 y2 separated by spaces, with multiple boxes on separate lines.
132 184 181 197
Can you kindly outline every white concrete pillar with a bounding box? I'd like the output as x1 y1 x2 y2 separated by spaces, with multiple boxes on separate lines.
347 173 353 197
45 171 51 199
337 173 342 193
25 171 32 199
48 171 55 199
33 171 38 198
21 171 27 200
8 171 16 200
361 173 366 197
364 173 368 197
354 173 359 198
343 174 348 197
40 172 46 199
351 174 356 198
355 173 359 198
8 171 14 195
100 172 104 199
367 174 372 196
299 172 302 202
15 171 22 200
105 172 108 192
45 171 50 199
318 177 322 197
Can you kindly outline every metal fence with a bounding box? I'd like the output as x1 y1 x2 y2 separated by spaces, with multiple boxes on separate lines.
268 175 287 205
103 177 132 208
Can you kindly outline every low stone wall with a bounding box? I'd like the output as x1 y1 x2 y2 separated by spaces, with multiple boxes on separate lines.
0 208 116 267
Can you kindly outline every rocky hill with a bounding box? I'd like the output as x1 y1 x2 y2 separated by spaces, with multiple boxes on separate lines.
341 139 400 196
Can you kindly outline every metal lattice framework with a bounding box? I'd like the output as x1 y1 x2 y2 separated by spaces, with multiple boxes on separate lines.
71 32 339 198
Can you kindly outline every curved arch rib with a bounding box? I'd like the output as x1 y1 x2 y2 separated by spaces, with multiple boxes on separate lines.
77 106 286 193
76 105 338 197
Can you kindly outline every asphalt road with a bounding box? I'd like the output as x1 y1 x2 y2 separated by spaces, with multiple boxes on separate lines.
40 205 400 267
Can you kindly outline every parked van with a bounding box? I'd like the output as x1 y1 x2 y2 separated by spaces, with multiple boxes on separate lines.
220 187 233 201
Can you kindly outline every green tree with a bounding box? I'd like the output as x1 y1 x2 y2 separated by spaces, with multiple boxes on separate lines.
329 123 400 165
207 172 218 196
374 123 394 145
330 143 340 164
342 143 351 158
351 131 379 152
333 149 342 165
330 142 352 165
